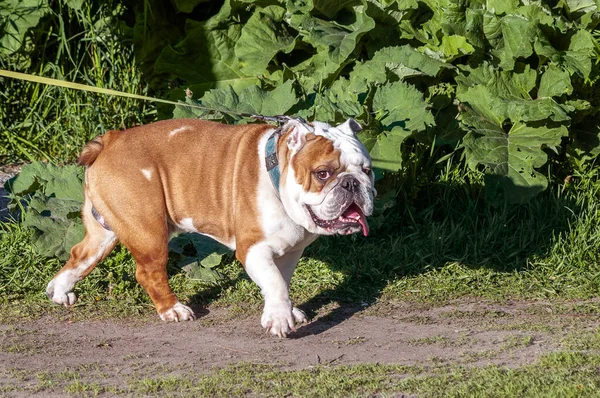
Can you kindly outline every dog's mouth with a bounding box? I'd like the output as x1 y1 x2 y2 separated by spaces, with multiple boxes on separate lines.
307 202 369 236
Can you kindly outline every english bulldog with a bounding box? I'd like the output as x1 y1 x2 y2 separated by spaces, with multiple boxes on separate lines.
46 117 375 337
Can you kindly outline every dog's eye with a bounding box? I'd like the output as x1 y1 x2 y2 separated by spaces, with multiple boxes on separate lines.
363 167 372 175
315 170 331 181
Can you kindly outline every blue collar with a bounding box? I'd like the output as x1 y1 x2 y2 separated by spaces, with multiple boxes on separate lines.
265 127 282 195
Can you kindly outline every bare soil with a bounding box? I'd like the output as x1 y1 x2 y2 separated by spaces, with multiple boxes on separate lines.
1 299 598 396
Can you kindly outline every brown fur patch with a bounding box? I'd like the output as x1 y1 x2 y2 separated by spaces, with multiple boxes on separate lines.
288 133 341 193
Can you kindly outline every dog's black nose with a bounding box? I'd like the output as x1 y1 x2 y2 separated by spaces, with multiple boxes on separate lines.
341 176 360 192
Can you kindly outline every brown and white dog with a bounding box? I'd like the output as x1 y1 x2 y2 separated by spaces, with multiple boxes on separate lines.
46 117 375 337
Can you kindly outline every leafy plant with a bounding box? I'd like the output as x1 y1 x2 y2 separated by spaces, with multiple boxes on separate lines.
5 162 85 260
133 0 600 204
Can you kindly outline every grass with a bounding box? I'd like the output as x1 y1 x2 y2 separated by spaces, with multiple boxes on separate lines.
1 164 600 317
4 353 600 397
0 1 156 164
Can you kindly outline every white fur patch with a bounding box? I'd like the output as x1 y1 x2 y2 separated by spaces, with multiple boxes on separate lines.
169 126 190 138
177 217 197 232
173 218 236 250
244 243 299 337
47 231 117 306
159 302 195 322
141 168 153 181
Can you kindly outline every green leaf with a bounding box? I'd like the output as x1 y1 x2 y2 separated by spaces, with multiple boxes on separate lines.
461 107 568 205
538 65 573 98
24 211 85 260
7 162 85 202
456 63 536 100
6 162 86 260
349 45 449 93
561 0 597 15
22 195 85 260
567 121 600 168
487 0 519 14
373 81 434 133
234 5 296 75
175 81 298 121
369 128 412 171
563 29 595 79
434 35 475 62
370 81 434 171
0 0 50 55
169 233 230 281
496 15 535 70
64 0 84 10
290 3 375 84
458 83 570 125
154 19 255 97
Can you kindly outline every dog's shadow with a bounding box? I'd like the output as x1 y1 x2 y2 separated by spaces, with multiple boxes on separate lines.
186 180 582 338
291 181 581 337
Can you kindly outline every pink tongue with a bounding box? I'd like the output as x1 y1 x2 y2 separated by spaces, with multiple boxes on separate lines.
344 204 370 237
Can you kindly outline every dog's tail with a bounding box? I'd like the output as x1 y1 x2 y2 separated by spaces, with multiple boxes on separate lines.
78 132 113 167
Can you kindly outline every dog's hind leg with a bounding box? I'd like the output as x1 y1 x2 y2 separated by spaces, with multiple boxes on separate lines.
117 217 195 322
46 191 118 306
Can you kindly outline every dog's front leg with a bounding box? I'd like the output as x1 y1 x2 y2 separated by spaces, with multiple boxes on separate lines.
244 244 298 337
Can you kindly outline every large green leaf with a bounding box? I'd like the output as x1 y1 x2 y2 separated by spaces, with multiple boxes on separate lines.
23 196 85 260
538 65 573 98
369 129 413 171
461 109 568 205
7 162 84 202
495 14 536 70
349 45 449 93
458 84 570 125
154 19 260 99
0 0 50 55
436 35 475 61
173 81 298 121
289 3 375 85
563 29 595 79
456 63 536 100
370 81 435 170
6 163 86 260
234 6 296 75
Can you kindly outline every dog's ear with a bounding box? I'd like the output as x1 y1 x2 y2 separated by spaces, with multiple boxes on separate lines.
287 126 305 153
337 118 362 136
285 122 312 153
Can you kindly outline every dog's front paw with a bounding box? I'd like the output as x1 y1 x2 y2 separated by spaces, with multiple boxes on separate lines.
46 275 77 306
159 302 196 322
292 307 308 324
261 302 298 338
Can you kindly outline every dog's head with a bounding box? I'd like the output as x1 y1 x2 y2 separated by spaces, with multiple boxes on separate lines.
278 119 376 236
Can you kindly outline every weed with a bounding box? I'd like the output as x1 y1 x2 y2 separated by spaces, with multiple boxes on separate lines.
0 0 156 163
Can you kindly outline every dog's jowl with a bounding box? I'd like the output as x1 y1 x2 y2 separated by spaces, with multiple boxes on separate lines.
46 118 376 337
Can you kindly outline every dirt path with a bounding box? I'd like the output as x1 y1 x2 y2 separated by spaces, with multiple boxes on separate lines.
1 299 598 396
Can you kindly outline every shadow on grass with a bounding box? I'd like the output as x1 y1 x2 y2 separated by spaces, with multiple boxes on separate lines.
288 177 587 336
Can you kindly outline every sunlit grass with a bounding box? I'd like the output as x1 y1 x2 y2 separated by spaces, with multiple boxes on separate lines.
0 1 156 164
